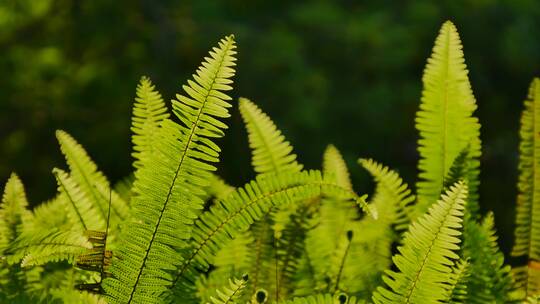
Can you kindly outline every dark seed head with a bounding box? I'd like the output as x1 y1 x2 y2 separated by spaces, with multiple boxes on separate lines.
256 289 267 303
338 293 348 304
346 230 353 241
242 273 249 281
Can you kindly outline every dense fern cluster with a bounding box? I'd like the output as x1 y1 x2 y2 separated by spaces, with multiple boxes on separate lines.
1 21 539 303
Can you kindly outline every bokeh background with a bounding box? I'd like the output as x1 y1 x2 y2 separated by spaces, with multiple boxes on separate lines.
2 0 539 257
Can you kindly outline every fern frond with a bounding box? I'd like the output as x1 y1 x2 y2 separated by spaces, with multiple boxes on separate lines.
132 76 170 170
172 170 372 298
56 130 129 226
239 97 302 174
0 173 33 251
53 168 104 231
323 145 352 190
513 77 540 297
359 158 414 231
206 275 248 304
415 21 481 214
464 213 516 303
5 229 91 266
446 259 469 304
103 35 237 304
31 196 71 231
372 181 467 304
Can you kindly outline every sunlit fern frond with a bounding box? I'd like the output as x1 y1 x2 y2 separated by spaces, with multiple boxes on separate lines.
239 97 303 174
513 77 540 297
102 35 237 304
372 181 467 304
323 145 352 191
464 213 516 303
0 173 33 251
131 76 170 170
171 170 372 300
205 275 248 304
359 158 414 231
415 21 481 214
53 168 105 231
5 229 91 266
31 196 70 231
56 130 129 227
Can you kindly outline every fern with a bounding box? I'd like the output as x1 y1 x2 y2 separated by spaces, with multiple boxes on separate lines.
359 158 414 232
239 97 303 174
323 145 352 191
56 131 129 227
102 35 237 304
415 21 481 215
463 213 516 303
372 181 467 304
171 170 373 298
131 76 170 170
513 77 540 297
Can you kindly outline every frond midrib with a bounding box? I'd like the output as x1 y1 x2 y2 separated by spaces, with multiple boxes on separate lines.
126 37 234 303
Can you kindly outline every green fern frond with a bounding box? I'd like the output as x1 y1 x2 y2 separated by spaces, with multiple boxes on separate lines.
172 170 372 297
513 77 540 297
31 196 70 231
372 181 467 304
5 229 91 266
206 275 248 304
103 35 237 304
0 173 33 251
53 168 105 231
446 259 469 304
359 158 414 231
131 76 170 170
415 21 481 214
323 145 352 190
239 97 303 174
56 130 129 227
464 213 516 303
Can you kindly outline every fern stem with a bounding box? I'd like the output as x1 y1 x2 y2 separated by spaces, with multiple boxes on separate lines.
333 231 353 293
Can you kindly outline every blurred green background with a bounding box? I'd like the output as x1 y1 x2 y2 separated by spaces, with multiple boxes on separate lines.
1 0 539 256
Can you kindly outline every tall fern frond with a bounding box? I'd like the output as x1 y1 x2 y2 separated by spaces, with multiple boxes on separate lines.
372 181 467 304
131 76 170 170
239 97 303 174
359 158 414 231
323 145 352 190
102 35 237 304
415 21 481 214
513 77 540 297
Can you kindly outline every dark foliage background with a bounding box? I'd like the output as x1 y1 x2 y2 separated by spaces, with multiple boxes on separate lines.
2 0 539 256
